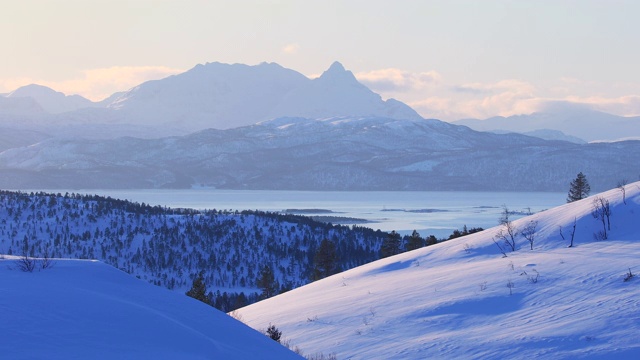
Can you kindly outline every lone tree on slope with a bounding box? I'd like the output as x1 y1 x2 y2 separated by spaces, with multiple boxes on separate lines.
567 172 591 203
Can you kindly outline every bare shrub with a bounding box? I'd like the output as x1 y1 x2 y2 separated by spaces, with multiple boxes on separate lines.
521 220 538 250
40 251 55 270
618 180 628 205
493 205 518 254
591 197 611 240
507 279 515 295
16 255 36 272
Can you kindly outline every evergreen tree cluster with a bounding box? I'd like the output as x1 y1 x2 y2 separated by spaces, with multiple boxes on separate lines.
0 190 385 311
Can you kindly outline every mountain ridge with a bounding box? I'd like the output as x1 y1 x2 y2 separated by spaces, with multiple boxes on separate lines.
455 108 640 142
0 115 637 192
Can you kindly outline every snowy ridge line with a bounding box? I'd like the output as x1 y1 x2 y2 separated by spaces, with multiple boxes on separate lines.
1 115 638 191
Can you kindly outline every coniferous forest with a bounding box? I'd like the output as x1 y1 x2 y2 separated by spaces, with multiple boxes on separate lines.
0 190 389 310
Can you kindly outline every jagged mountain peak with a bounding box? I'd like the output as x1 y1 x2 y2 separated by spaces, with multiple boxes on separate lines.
322 61 348 76
103 60 422 131
317 61 358 84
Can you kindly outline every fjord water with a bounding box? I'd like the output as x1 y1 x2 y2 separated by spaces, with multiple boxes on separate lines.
70 189 566 238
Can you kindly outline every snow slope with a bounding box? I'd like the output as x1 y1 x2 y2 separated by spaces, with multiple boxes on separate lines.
237 183 640 359
0 259 302 359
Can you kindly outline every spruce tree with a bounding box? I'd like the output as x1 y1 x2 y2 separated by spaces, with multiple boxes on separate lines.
186 272 210 305
313 239 338 280
567 172 591 203
380 230 402 258
405 230 424 251
257 265 278 299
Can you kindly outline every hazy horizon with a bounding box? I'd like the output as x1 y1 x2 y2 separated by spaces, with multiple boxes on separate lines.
2 0 640 121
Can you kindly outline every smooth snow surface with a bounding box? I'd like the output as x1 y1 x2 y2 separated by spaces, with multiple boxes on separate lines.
237 183 640 359
0 259 302 359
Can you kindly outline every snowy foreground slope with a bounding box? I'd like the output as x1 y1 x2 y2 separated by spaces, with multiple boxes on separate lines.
237 183 640 359
0 259 302 359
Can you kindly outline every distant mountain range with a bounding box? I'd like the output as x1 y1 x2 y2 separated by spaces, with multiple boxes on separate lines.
455 105 640 143
3 61 639 143
1 61 639 192
0 116 637 192
0 61 420 139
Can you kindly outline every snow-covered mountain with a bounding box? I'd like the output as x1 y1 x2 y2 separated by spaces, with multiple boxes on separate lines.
0 258 302 359
0 61 421 138
236 182 640 359
455 105 640 142
7 84 96 114
0 116 638 191
107 61 422 131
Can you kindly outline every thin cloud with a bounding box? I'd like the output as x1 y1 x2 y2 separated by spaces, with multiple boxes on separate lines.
282 43 300 55
356 68 441 93
562 95 640 117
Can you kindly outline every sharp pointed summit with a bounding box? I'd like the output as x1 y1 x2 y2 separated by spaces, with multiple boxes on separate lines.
323 61 347 75
318 61 358 83
100 61 422 131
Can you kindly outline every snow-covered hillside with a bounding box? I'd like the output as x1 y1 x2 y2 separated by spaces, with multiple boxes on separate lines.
0 258 301 359
237 183 640 359
1 115 638 191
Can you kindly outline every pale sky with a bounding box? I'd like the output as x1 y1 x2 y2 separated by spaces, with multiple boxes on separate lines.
2 0 640 120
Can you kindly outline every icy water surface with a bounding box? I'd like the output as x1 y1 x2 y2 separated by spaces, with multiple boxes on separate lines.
60 189 565 238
